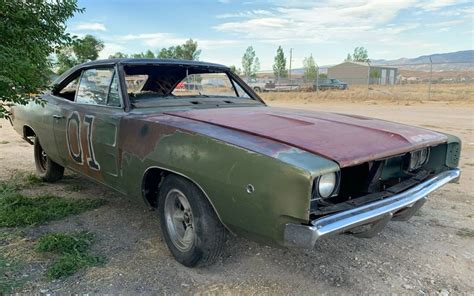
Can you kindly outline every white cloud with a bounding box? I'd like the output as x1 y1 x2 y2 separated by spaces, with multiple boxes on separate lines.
99 43 126 59
120 33 186 47
214 0 422 44
217 10 274 19
417 0 471 11
118 32 240 50
73 22 107 31
425 19 466 27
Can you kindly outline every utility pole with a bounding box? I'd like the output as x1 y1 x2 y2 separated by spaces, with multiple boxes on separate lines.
428 56 432 100
289 48 293 81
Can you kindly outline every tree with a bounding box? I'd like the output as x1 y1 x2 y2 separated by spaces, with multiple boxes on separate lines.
144 50 155 58
346 47 369 62
56 35 104 74
229 65 241 75
130 50 155 58
253 57 260 75
273 46 287 79
109 52 129 59
319 73 328 78
241 46 259 79
56 47 77 75
73 35 104 63
157 39 201 60
303 54 318 81
0 0 82 118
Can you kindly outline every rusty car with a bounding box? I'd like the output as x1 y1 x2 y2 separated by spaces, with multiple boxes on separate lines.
10 59 461 267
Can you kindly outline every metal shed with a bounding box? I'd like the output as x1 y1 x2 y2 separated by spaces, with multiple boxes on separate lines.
328 62 398 85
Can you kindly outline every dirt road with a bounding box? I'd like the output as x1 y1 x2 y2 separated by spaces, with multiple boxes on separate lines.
1 100 473 294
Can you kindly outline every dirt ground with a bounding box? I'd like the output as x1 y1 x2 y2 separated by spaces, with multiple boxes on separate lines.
0 99 473 295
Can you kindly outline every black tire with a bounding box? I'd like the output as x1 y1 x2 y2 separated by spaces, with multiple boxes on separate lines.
34 137 64 182
253 87 261 92
157 175 226 267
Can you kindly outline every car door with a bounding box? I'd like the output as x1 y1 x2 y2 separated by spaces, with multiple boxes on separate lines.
52 66 125 191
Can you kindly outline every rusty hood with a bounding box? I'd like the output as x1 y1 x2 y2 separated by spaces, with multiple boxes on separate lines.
164 107 447 167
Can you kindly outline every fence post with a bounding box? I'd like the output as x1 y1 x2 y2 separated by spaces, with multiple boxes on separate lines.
428 57 433 100
277 72 280 92
367 61 371 100
316 63 319 94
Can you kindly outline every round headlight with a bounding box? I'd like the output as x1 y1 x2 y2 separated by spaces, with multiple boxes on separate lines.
318 172 337 198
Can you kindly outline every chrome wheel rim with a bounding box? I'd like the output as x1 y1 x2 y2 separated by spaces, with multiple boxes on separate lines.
164 189 195 252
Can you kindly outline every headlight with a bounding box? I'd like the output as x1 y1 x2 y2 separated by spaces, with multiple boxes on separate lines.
406 148 430 171
318 172 337 198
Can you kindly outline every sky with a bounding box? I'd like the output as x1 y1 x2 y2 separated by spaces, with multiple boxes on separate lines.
66 0 474 70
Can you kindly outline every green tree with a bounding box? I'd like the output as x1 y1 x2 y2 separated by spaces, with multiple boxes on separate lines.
273 46 287 79
0 0 82 118
157 39 201 60
229 65 241 75
241 46 259 79
73 35 104 63
319 73 328 78
56 35 104 74
56 47 77 75
109 52 129 59
253 57 260 76
303 54 318 81
144 50 155 58
130 50 156 58
346 47 369 62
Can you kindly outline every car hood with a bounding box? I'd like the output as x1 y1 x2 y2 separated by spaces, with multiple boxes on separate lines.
164 107 447 167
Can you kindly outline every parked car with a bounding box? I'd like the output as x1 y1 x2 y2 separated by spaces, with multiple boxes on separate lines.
10 59 461 267
247 78 266 92
316 78 348 90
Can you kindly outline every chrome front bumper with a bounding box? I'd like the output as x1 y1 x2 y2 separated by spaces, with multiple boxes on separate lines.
284 169 461 248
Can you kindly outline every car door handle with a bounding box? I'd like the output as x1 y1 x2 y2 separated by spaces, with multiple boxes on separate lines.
52 115 64 119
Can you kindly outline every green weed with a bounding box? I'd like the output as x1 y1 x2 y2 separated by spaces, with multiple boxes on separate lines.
36 232 106 279
0 194 106 227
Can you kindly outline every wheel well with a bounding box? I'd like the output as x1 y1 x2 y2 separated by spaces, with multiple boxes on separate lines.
141 167 231 233
23 125 36 145
142 168 167 208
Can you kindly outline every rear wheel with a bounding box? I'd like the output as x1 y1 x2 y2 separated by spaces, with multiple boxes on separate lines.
158 175 226 267
34 137 64 182
253 87 262 92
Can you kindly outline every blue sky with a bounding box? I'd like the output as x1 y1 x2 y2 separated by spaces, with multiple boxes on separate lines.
67 0 473 69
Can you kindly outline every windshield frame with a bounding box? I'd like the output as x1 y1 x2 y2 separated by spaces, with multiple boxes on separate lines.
119 62 266 108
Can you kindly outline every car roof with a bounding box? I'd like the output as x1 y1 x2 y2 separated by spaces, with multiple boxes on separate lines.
53 58 231 89
80 58 229 69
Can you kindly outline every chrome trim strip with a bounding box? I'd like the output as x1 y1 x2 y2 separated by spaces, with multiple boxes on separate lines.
284 168 460 248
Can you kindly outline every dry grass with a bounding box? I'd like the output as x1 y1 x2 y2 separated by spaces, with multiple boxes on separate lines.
260 83 474 105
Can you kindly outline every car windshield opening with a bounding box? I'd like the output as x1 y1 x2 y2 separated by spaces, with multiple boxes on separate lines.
123 64 254 106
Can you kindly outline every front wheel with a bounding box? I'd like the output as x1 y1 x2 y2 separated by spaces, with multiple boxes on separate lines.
158 175 226 267
34 137 64 182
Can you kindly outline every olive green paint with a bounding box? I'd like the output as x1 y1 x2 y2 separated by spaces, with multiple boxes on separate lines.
120 129 338 244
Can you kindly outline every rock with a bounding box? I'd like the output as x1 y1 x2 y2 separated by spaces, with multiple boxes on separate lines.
439 289 449 296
